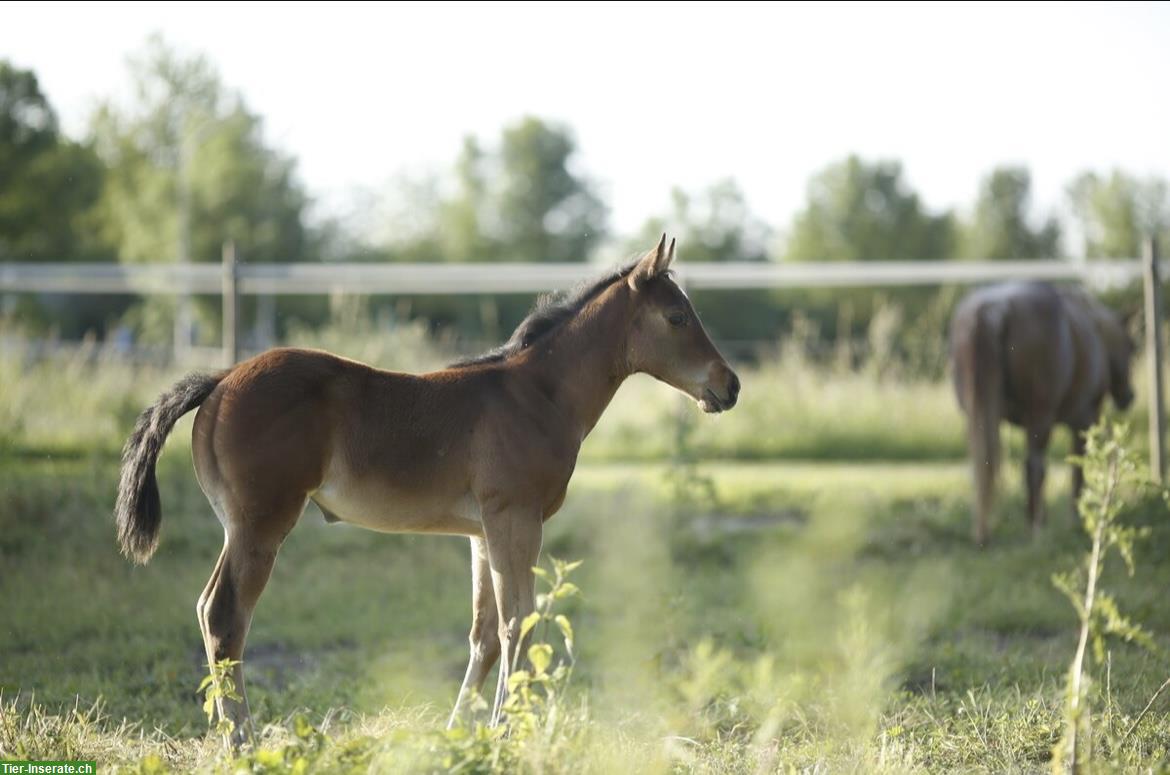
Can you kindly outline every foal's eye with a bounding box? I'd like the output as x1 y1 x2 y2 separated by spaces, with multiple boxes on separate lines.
667 311 688 327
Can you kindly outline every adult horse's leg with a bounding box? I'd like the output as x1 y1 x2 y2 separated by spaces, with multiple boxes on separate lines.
1070 424 1088 518
482 509 542 728
447 536 501 729
1025 424 1052 533
196 498 303 748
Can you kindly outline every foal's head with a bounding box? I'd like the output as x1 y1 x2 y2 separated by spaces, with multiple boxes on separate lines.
623 236 740 413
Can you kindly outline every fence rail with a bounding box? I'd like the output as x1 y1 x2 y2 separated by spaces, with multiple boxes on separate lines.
0 258 1156 296
2 245 1165 477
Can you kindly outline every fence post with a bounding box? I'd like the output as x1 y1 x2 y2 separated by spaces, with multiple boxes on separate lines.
1143 235 1165 484
222 240 239 368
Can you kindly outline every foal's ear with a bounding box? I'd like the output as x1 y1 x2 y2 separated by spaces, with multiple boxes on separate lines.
628 234 677 291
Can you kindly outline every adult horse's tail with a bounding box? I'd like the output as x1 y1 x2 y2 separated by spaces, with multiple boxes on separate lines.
115 372 226 564
962 307 1004 545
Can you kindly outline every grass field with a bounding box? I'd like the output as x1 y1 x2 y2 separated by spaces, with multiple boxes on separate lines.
2 339 1169 772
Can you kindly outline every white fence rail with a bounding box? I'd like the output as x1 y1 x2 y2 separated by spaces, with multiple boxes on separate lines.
0 258 1155 296
2 245 1165 478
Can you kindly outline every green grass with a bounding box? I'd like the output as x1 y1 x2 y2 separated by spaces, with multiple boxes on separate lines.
3 333 1169 771
4 337 1154 466
3 443 1170 772
584 358 970 462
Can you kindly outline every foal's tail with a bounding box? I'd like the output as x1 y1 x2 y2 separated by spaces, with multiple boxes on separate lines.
115 371 226 564
964 307 1004 544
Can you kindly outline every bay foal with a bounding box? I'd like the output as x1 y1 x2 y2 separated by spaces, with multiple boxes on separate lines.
115 236 740 744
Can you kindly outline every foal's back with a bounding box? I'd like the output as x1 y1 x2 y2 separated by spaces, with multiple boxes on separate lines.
190 347 493 539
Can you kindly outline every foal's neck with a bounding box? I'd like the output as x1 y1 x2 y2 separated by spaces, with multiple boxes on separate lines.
524 282 633 440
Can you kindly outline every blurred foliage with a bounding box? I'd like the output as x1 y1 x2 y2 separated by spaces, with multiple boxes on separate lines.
84 36 317 345
90 35 308 268
5 433 1170 771
630 178 770 263
1052 422 1155 772
4 41 1170 354
0 62 110 264
491 117 607 263
360 116 607 266
1068 170 1170 259
961 166 1062 260
333 116 608 343
783 155 956 262
0 62 119 335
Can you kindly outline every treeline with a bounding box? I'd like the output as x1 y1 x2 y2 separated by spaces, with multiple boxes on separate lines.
2 38 1168 353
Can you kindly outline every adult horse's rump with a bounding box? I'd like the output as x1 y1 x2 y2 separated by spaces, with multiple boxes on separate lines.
950 281 1134 545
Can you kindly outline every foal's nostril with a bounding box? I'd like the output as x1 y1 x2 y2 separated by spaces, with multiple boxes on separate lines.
724 372 740 408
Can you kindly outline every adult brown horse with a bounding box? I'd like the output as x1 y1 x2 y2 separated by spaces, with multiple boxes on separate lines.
950 280 1134 545
114 236 739 745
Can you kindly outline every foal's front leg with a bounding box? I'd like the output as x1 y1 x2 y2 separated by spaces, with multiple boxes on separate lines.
481 508 543 727
447 536 500 729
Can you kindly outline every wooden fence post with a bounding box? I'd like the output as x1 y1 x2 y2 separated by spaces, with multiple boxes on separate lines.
1143 235 1165 484
222 240 239 368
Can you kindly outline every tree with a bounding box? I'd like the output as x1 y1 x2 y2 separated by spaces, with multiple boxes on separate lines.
89 37 312 346
1067 170 1169 258
437 136 494 262
631 179 769 262
342 118 608 342
494 117 606 263
429 117 606 263
91 36 308 267
0 61 107 262
960 167 1061 259
364 118 606 268
783 155 955 262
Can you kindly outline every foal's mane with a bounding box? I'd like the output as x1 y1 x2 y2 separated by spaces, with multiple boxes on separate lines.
450 259 640 368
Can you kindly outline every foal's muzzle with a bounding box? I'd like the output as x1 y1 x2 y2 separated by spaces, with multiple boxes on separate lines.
700 368 741 413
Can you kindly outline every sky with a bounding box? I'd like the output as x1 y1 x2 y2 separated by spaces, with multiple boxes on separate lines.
4 0 1170 239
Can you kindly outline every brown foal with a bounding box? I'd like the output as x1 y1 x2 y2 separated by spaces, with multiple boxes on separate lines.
114 236 740 744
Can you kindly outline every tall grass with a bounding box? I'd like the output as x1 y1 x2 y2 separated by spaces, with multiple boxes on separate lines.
3 305 1168 771
3 302 1152 464
1 320 965 464
5 440 1170 771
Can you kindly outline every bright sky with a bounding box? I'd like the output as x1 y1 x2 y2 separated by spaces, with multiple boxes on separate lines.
5 1 1170 239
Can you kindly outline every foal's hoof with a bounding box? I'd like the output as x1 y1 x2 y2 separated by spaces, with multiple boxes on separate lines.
220 723 254 754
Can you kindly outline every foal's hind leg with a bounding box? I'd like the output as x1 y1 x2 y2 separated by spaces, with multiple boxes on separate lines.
196 500 302 748
447 537 500 729
196 542 229 679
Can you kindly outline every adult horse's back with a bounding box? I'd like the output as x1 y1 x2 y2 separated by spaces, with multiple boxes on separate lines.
950 281 1134 545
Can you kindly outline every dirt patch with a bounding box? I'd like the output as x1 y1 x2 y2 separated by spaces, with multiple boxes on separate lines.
190 639 355 692
689 510 806 541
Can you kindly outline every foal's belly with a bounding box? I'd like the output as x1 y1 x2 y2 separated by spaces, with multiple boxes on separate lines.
311 468 483 537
